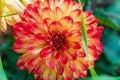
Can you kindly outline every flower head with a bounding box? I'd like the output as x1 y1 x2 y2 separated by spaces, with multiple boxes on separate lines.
13 0 103 80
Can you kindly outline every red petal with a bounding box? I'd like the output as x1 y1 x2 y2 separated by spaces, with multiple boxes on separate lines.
59 53 68 64
54 50 61 59
24 9 35 19
40 46 53 59
13 22 26 39
17 59 25 68
34 33 46 41
69 42 81 49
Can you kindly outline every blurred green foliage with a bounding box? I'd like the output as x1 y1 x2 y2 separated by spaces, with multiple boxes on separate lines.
0 0 120 80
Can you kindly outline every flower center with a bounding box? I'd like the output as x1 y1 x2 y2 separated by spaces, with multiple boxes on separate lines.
48 33 66 50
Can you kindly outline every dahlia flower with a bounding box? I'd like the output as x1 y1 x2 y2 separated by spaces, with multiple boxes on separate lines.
13 0 103 80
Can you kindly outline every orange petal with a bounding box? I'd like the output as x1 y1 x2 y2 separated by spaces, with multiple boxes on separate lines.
55 7 63 20
41 7 54 20
55 63 64 75
69 9 81 22
66 48 77 60
13 37 33 53
49 21 62 32
63 68 74 80
46 55 58 69
60 16 73 31
67 61 76 72
27 41 46 54
61 0 73 16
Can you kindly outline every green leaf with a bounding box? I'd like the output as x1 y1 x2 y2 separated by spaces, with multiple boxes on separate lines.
0 12 21 18
0 57 8 80
80 75 120 80
94 15 119 31
11 70 27 80
81 11 98 80
78 0 99 79
102 28 120 65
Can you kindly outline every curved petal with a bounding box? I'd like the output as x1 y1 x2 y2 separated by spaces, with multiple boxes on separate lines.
55 63 64 75
73 70 87 78
41 7 54 20
61 0 73 16
66 48 77 60
59 53 68 64
63 68 74 80
67 61 76 72
27 41 47 54
55 7 63 20
34 61 47 74
69 9 81 22
40 46 53 59
13 37 33 53
60 16 73 31
46 55 58 69
13 22 27 39
49 21 62 32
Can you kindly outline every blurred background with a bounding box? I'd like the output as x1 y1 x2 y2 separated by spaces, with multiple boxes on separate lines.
0 0 120 80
